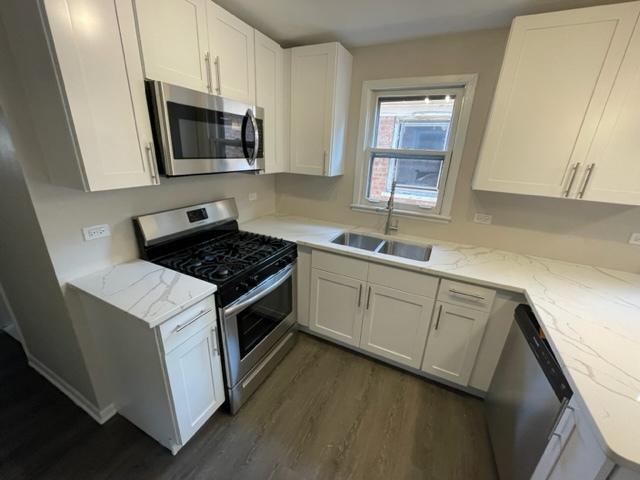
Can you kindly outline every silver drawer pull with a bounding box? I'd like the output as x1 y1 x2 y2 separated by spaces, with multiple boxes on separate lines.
174 308 212 332
449 288 485 301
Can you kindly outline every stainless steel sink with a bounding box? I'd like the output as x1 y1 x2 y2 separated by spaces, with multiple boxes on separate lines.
331 232 385 251
378 240 432 262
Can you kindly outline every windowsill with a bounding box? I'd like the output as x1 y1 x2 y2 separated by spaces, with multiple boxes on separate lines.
350 204 452 224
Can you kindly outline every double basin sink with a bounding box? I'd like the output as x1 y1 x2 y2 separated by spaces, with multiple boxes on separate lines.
331 232 432 262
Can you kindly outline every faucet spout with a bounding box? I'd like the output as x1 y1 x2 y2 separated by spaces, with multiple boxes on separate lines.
384 181 399 235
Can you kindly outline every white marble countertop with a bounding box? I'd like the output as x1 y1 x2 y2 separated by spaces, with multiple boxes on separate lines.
68 260 216 328
242 214 640 471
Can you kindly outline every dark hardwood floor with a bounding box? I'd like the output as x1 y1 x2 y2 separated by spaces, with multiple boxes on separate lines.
0 331 497 480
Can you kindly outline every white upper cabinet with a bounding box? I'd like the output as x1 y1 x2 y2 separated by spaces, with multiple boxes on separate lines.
43 0 158 191
580 21 640 205
135 0 210 93
473 2 640 201
290 42 352 176
207 2 256 103
255 30 289 173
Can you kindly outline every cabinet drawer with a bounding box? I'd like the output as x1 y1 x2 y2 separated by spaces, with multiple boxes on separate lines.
159 296 217 353
367 263 438 298
437 279 495 312
312 250 369 280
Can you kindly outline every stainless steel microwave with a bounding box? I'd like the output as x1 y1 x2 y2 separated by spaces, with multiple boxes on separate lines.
146 81 264 176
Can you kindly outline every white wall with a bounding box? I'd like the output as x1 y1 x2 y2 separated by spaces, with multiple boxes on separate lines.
276 28 640 273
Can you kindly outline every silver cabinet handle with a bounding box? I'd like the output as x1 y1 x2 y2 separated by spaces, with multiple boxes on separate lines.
357 284 363 307
449 288 485 301
174 308 212 332
563 162 580 197
213 55 222 95
366 285 372 310
434 304 443 330
204 52 213 93
211 326 219 355
578 163 595 198
145 142 159 184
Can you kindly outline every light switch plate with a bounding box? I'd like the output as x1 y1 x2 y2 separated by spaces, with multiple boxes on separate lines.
82 224 111 241
249 192 258 201
474 213 493 225
629 233 640 246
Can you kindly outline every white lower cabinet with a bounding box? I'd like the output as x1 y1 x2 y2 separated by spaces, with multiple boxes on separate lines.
360 284 434 368
309 269 364 346
164 323 225 445
421 302 489 386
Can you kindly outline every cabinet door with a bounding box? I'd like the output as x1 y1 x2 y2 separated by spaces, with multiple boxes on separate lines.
473 3 640 198
581 21 640 206
360 284 434 368
255 31 285 173
290 44 336 175
309 269 364 346
207 3 255 103
421 302 489 386
44 0 158 191
135 0 210 93
165 324 225 445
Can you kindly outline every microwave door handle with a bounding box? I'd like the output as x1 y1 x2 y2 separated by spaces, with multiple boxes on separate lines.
246 108 259 166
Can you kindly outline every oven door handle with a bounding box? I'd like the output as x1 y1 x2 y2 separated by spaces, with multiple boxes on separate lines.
223 264 293 318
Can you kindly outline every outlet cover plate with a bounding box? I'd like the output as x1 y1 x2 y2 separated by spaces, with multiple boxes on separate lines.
83 224 111 241
474 213 493 225
629 233 640 246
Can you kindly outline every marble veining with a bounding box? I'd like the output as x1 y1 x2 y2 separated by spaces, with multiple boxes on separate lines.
241 214 640 471
69 260 216 328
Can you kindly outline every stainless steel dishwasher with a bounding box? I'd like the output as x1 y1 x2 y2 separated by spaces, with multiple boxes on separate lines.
485 304 572 480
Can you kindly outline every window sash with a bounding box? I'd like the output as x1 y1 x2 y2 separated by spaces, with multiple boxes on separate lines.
364 150 452 212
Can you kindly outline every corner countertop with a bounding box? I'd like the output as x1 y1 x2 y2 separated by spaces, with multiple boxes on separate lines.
68 260 216 328
241 214 640 471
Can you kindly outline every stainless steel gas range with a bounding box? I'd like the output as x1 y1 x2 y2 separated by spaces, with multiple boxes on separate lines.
133 198 297 413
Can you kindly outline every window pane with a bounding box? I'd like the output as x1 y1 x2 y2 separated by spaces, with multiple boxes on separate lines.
367 153 444 208
375 95 455 151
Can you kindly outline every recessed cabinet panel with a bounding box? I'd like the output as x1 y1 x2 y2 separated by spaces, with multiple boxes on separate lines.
135 0 209 92
360 285 434 368
422 302 489 386
44 0 157 191
255 30 286 173
581 22 640 205
473 3 640 198
309 269 364 346
207 3 256 104
290 43 352 176
165 325 224 444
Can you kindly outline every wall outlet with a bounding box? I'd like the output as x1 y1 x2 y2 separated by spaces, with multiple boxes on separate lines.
248 192 258 202
629 233 640 246
473 213 493 225
82 224 111 241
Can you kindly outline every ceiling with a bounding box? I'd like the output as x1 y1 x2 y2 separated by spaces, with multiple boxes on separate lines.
214 0 623 48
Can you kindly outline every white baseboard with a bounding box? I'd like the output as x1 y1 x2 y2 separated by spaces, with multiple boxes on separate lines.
27 353 117 424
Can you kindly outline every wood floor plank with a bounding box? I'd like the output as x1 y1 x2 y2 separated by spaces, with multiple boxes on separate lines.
0 332 497 479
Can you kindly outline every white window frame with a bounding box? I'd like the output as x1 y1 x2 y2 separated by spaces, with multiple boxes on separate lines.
351 75 477 222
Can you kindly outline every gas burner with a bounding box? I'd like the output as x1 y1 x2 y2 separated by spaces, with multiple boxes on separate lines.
155 230 294 286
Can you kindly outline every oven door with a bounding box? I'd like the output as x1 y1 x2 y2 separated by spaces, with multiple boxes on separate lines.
219 264 296 388
149 81 264 176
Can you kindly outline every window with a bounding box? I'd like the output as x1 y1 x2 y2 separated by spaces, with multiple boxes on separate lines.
352 76 477 220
